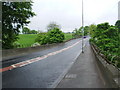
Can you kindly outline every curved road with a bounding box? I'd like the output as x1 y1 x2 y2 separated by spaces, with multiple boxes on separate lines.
2 38 89 88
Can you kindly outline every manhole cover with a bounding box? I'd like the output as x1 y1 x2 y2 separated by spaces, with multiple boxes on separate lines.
65 74 77 79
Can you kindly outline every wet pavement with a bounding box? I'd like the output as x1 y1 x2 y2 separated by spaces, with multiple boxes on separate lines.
2 38 89 88
56 42 105 88
2 38 81 68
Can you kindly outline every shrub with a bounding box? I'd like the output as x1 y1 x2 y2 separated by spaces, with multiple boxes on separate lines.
35 28 65 45
35 32 48 45
13 42 20 48
90 22 119 67
47 28 65 44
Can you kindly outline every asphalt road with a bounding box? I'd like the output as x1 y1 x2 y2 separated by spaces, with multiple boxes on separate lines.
2 38 89 88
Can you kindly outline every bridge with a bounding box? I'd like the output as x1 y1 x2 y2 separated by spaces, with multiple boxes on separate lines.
1 38 120 88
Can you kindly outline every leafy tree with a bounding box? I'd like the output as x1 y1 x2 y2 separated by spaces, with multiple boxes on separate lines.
47 22 61 31
2 2 35 49
89 24 97 38
47 28 65 44
72 28 79 38
72 27 82 38
22 27 30 34
90 22 120 67
30 30 38 34
93 22 110 46
115 20 120 31
84 26 89 36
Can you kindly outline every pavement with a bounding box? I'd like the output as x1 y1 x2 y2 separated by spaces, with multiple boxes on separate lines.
2 38 89 88
56 42 105 88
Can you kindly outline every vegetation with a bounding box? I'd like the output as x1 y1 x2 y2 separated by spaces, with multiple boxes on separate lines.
115 20 120 30
64 33 72 41
47 22 61 31
30 30 38 34
22 27 30 34
72 26 89 38
2 2 35 49
35 32 48 45
89 24 97 37
72 28 82 38
90 21 120 68
16 33 72 48
16 34 37 48
47 28 65 44
22 27 38 34
84 26 89 36
35 28 65 45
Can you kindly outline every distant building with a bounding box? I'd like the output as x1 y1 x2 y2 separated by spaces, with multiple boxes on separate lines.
118 1 120 20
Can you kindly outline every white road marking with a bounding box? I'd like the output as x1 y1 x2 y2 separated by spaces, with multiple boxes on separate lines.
1 39 89 72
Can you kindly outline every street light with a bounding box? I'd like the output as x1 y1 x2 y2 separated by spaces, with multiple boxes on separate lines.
82 0 84 53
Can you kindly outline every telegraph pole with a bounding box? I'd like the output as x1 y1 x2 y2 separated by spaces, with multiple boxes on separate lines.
82 0 84 53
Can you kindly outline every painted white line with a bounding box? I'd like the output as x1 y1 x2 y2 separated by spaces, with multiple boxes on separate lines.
1 40 82 72
11 65 16 68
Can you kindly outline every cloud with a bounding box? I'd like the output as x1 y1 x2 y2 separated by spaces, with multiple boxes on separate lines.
28 0 119 32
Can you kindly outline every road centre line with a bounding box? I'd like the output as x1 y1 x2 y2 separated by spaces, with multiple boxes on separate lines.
0 40 81 73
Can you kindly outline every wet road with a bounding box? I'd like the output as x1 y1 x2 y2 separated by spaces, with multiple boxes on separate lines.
2 38 89 88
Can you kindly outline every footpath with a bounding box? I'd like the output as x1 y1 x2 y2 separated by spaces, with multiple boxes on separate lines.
56 42 105 88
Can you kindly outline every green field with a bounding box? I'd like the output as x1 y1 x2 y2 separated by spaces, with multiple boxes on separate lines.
16 34 37 48
64 33 73 41
17 33 73 48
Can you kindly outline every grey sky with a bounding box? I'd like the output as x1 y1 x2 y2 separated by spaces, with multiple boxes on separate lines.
27 0 119 32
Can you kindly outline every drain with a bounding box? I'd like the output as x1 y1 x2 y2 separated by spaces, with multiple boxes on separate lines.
65 74 77 79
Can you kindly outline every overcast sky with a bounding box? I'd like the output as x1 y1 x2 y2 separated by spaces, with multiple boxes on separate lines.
27 0 120 32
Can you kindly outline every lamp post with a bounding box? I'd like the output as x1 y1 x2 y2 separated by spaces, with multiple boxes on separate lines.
118 1 120 20
82 0 84 53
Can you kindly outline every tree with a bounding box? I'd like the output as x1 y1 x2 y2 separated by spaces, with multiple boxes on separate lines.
115 20 120 31
90 22 119 67
72 27 82 38
2 2 35 49
47 22 61 31
72 28 79 38
22 27 30 34
47 28 65 44
84 26 89 36
30 30 38 34
89 24 97 38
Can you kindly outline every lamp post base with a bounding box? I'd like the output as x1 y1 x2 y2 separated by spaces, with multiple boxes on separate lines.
82 50 84 53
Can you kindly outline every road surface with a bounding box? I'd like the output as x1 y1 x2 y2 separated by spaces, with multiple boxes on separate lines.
2 38 89 88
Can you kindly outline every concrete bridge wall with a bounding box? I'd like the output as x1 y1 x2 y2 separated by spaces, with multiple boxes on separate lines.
2 39 74 62
90 43 120 88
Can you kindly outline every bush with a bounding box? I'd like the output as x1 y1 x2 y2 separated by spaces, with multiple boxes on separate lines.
13 42 21 48
35 32 48 45
35 28 65 45
47 28 65 44
90 22 119 67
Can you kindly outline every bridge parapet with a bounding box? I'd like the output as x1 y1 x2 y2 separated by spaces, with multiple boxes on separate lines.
90 42 120 88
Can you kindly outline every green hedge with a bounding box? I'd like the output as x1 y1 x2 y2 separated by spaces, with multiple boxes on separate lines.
90 21 120 68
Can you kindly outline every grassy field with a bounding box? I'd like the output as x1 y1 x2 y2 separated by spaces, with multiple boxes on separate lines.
16 33 73 48
16 34 37 48
64 33 73 41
